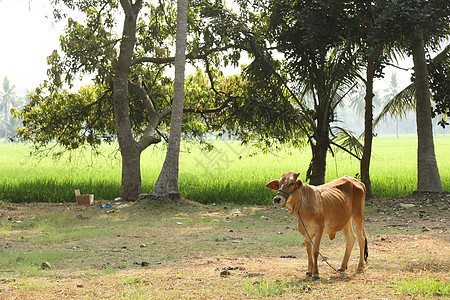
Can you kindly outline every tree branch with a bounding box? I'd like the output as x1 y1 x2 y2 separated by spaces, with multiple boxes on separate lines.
183 98 233 114
120 0 133 15
130 44 253 67
128 79 158 118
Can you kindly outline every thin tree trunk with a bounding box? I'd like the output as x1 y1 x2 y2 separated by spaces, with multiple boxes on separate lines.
4 101 7 143
113 2 143 201
396 117 399 138
411 31 443 193
150 0 188 198
361 53 376 198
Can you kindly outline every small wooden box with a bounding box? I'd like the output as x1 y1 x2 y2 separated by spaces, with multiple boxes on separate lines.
75 189 94 205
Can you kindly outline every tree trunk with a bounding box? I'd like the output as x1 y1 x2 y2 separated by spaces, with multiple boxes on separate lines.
309 135 328 186
360 53 376 198
113 2 143 201
150 0 188 198
120 146 142 201
309 109 329 185
411 31 443 193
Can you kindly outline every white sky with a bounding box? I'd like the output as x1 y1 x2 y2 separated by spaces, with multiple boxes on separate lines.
0 0 417 96
0 1 65 93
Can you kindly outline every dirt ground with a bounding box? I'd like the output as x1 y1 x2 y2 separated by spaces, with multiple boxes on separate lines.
0 193 449 299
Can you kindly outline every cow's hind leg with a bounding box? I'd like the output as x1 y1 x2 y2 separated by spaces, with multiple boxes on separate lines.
354 220 367 273
339 221 355 273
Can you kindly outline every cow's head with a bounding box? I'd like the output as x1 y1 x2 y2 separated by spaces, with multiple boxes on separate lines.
265 172 303 205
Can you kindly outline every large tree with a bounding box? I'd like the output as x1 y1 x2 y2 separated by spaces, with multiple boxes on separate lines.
229 0 364 185
14 0 250 200
372 0 449 193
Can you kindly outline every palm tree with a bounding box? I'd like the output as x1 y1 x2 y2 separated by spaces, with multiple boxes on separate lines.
151 0 189 198
299 47 362 185
375 44 449 193
1 77 17 142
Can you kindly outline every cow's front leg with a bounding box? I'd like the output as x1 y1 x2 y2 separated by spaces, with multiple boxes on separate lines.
304 238 313 277
311 232 323 280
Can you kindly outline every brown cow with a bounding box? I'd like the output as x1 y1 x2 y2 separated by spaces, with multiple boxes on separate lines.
266 172 368 279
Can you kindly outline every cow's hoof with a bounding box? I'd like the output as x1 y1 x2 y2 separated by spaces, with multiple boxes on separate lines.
356 267 365 274
306 271 312 277
312 275 320 281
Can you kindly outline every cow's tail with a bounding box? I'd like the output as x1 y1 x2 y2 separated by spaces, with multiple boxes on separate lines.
364 230 368 262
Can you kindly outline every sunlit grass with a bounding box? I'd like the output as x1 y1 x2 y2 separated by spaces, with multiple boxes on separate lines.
0 135 449 204
395 277 449 297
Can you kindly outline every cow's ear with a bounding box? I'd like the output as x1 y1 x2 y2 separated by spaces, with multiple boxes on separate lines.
296 178 303 188
265 180 280 190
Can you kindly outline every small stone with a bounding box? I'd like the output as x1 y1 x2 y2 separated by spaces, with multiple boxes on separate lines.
76 284 83 288
220 270 231 277
139 244 147 248
141 261 149 267
399 203 415 209
41 262 51 270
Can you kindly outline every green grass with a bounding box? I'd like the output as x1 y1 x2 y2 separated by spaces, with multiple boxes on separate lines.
243 278 287 296
0 134 449 204
395 277 449 297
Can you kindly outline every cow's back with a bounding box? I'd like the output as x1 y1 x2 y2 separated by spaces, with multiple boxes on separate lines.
319 176 366 220
321 176 365 200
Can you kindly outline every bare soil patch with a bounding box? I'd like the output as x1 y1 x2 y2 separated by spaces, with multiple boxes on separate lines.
0 193 449 299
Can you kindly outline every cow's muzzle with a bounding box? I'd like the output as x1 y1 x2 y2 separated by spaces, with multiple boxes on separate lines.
273 196 282 204
273 188 297 205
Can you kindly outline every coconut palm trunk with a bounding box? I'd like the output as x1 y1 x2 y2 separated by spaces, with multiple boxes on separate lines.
411 31 443 193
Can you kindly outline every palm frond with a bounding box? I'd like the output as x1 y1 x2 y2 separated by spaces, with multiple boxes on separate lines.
375 44 450 127
429 44 450 65
374 83 415 127
331 126 363 160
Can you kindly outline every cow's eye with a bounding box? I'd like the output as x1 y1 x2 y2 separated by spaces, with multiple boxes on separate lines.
289 182 294 186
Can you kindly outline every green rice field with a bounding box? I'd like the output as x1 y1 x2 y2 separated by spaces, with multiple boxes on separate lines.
0 135 449 204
